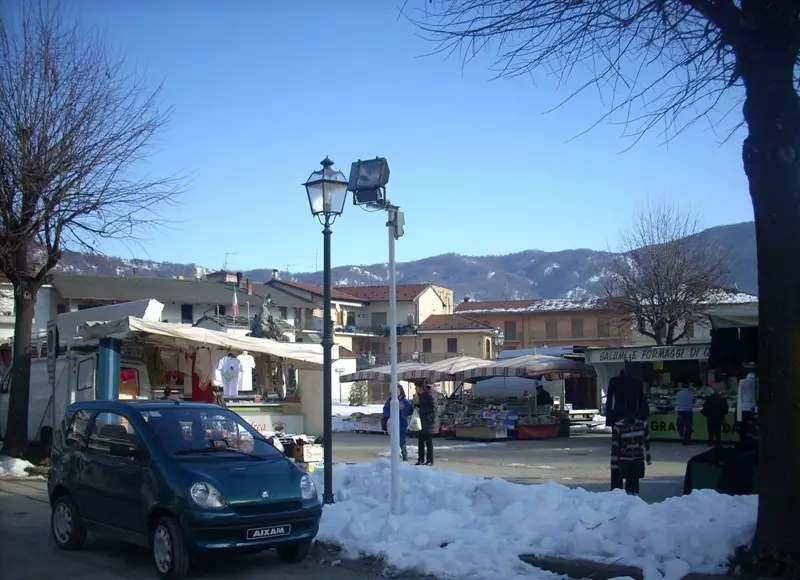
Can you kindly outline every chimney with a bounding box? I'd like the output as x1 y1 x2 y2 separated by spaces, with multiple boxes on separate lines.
133 267 137 277
272 269 280 281
463 296 470 303
236 271 243 287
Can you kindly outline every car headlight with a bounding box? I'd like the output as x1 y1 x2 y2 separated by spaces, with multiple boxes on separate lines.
300 474 317 500
190 482 226 508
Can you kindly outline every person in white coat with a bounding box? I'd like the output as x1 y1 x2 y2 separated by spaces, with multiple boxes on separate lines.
737 368 758 442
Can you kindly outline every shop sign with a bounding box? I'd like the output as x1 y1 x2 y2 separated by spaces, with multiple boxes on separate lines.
236 413 303 436
648 414 739 441
588 344 710 364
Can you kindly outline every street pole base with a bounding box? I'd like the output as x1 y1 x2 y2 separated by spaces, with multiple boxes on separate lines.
322 493 335 505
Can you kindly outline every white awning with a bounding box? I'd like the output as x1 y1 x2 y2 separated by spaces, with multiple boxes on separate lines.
452 354 597 382
79 316 323 370
398 355 493 382
340 360 425 382
708 302 758 329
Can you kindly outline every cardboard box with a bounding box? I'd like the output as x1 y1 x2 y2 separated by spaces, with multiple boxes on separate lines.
292 443 324 464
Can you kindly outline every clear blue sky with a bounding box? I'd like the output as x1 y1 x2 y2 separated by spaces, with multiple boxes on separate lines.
72 0 753 273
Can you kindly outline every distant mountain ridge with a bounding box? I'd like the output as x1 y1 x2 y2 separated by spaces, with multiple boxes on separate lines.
51 221 758 301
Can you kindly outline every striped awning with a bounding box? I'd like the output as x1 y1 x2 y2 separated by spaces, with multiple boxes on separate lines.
452 354 597 382
340 360 425 382
398 355 493 382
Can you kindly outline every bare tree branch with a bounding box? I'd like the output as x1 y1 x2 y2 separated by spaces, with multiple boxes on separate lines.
406 0 800 145
0 1 182 284
0 1 181 457
602 198 730 345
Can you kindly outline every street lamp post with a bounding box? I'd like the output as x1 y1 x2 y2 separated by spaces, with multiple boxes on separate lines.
493 329 505 358
304 157 349 505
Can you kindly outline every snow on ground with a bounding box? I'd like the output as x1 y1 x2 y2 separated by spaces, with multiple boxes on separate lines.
0 455 39 479
333 403 383 433
315 460 756 580
334 403 383 416
377 441 502 457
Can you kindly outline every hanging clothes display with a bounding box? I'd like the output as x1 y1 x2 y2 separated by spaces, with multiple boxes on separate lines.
237 351 256 391
195 348 215 386
215 353 243 398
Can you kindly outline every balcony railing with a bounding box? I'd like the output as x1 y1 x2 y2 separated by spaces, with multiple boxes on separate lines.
354 352 474 371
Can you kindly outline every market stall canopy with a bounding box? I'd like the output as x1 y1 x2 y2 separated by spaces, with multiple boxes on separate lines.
79 316 323 370
452 354 597 382
398 355 493 382
340 360 424 382
708 302 758 329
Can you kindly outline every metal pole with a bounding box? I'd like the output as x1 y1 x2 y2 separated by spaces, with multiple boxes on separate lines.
322 215 335 505
387 206 401 516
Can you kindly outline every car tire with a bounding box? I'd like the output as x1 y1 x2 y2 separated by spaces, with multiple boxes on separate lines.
151 516 190 580
276 540 312 563
51 495 87 551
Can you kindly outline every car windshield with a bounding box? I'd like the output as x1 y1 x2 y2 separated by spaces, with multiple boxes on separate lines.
140 407 283 459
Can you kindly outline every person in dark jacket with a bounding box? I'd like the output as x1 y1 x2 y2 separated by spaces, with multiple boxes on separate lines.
605 364 648 490
605 366 649 426
701 386 730 446
382 386 414 461
536 384 553 406
414 383 439 466
610 415 652 495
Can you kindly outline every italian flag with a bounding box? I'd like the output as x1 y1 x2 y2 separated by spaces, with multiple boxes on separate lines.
232 285 239 318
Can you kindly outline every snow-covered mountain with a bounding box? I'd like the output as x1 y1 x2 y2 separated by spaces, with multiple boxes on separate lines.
50 221 757 301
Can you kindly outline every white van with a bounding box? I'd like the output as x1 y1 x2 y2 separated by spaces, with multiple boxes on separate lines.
0 349 152 449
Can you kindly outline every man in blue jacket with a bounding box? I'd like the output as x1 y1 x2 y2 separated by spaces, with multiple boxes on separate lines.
383 386 414 461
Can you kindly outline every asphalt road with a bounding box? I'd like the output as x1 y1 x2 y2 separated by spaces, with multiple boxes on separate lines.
332 431 697 503
0 432 698 580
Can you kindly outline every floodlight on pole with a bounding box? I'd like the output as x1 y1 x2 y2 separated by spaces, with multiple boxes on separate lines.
347 157 404 516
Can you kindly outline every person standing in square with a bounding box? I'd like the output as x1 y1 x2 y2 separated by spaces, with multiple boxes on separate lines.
702 386 730 446
675 385 696 445
610 415 652 495
414 383 439 466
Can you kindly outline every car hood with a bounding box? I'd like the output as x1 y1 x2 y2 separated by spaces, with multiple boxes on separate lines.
180 456 303 504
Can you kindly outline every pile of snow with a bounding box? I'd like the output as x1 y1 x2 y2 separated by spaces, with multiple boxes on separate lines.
0 455 37 479
333 403 383 433
333 416 357 432
334 403 383 416
315 461 755 580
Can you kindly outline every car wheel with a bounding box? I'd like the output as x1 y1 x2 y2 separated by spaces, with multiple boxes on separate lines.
151 517 190 580
51 495 88 550
276 540 312 563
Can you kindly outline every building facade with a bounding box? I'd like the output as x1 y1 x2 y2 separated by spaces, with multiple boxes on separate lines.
455 297 627 350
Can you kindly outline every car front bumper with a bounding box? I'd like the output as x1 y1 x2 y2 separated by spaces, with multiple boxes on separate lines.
180 500 323 551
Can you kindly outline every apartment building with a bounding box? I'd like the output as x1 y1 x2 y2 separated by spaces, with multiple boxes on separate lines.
455 297 627 350
332 283 454 359
415 313 498 360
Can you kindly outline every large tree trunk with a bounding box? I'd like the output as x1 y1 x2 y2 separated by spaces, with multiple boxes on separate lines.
740 45 800 556
0 279 37 457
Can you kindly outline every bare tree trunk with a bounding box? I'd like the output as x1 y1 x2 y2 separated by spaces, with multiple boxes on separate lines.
741 47 800 556
1 279 37 457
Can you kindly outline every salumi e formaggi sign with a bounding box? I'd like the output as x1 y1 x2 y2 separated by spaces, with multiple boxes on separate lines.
588 344 711 364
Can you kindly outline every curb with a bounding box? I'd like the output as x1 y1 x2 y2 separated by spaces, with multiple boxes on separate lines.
519 555 738 580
